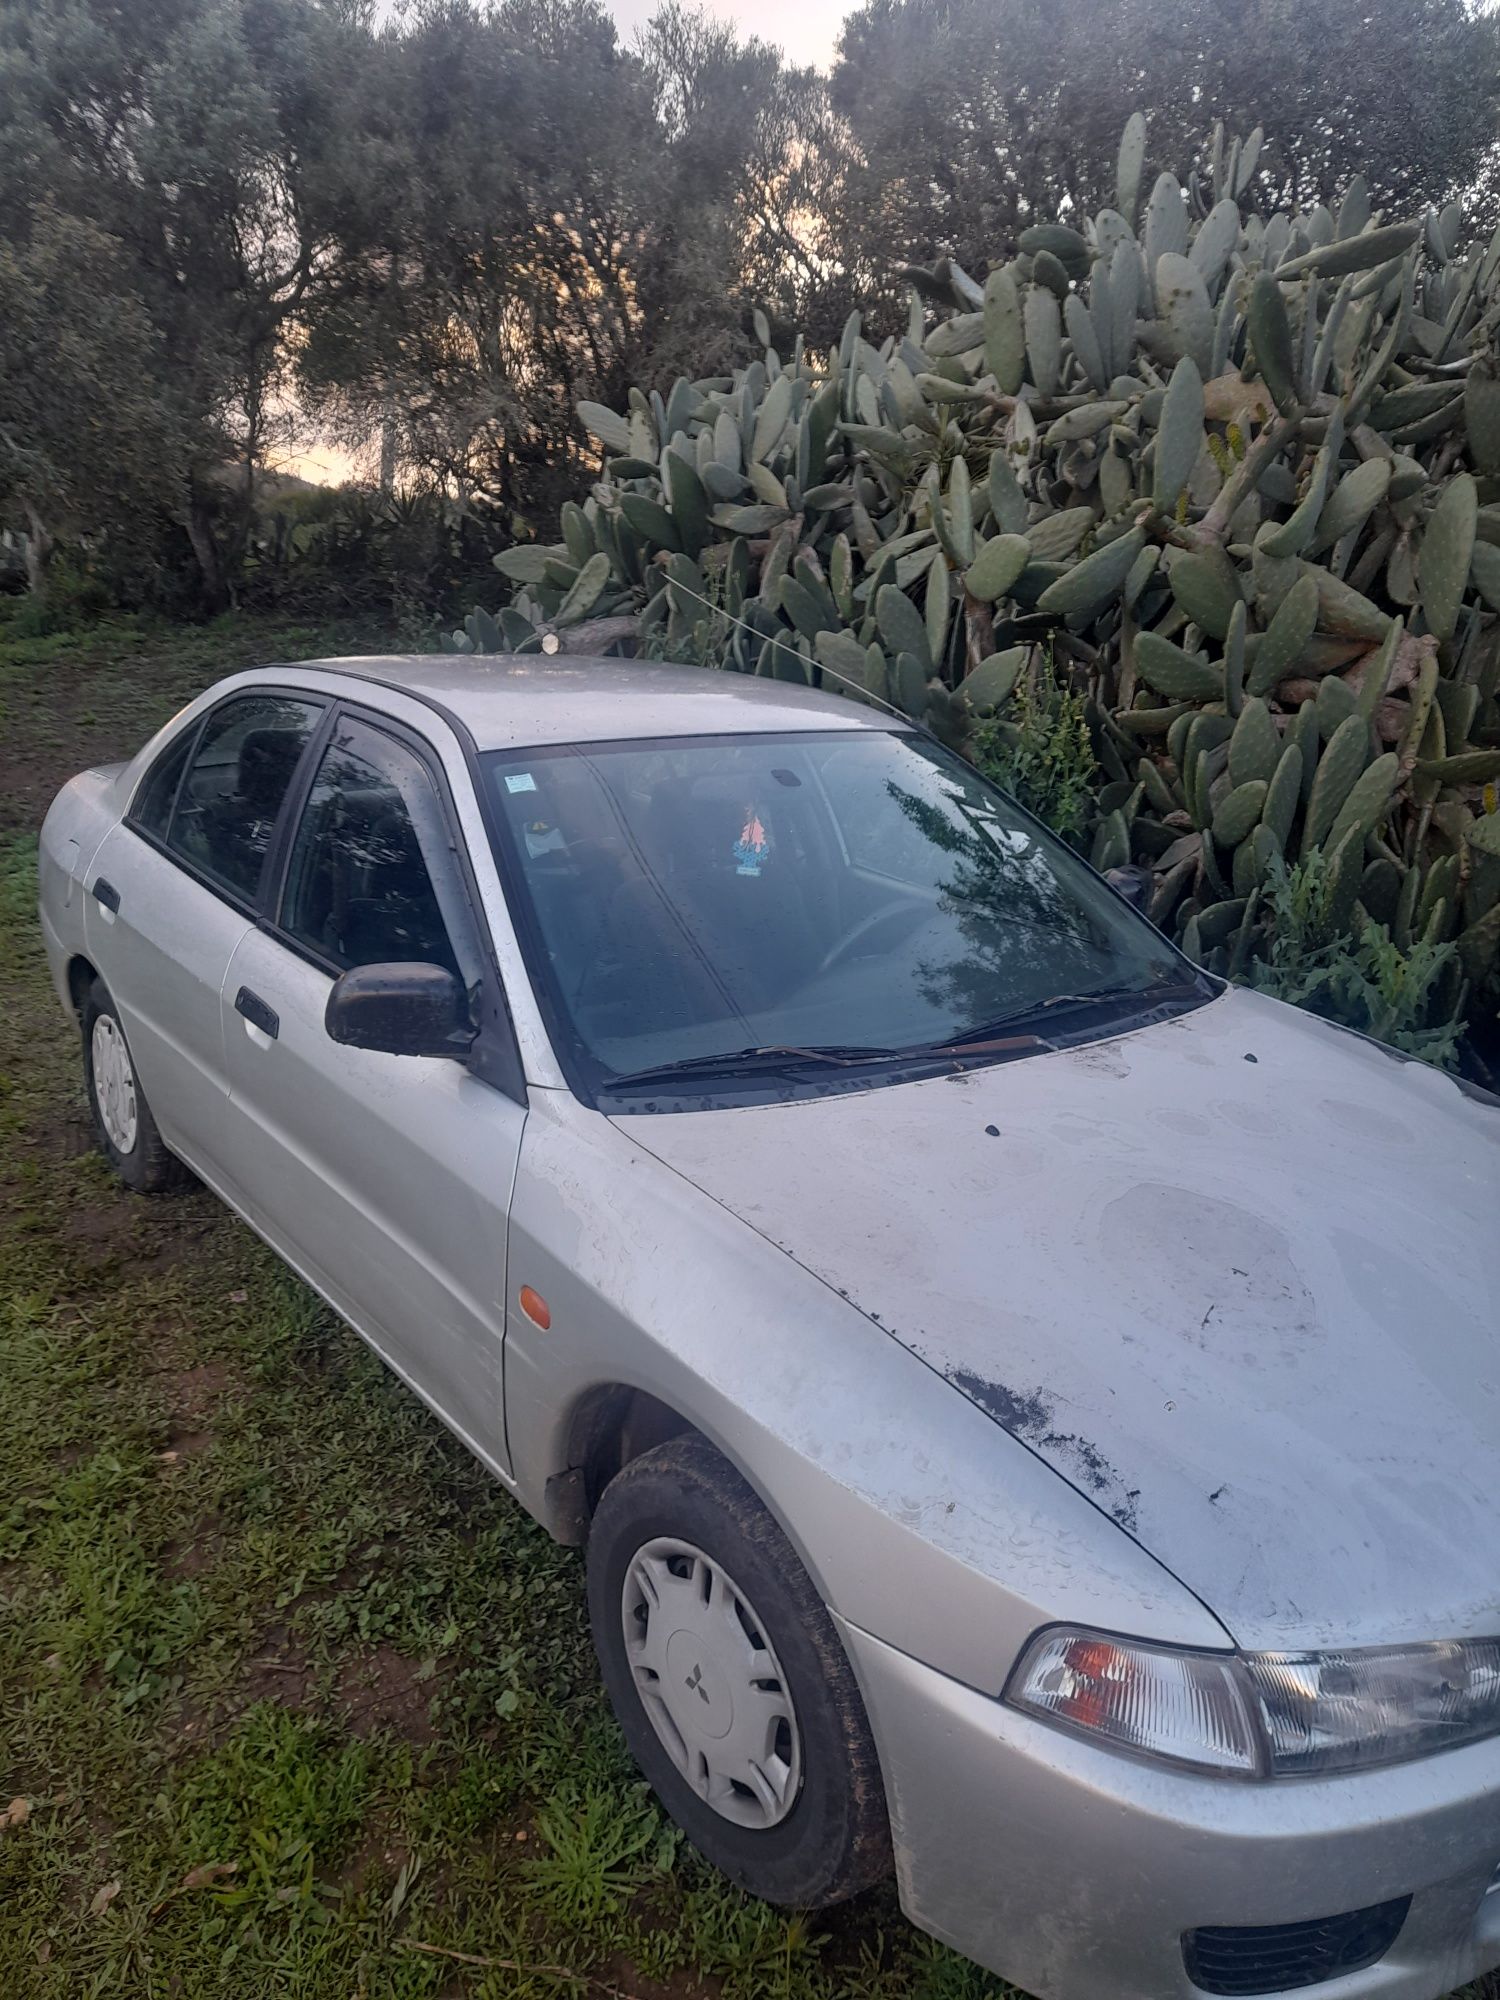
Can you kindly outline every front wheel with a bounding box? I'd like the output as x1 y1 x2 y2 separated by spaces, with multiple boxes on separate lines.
586 1435 890 1907
82 977 186 1193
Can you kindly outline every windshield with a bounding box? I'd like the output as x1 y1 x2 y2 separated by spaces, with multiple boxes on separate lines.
481 728 1202 1103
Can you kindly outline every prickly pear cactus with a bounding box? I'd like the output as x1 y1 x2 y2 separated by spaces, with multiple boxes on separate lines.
454 116 1500 1010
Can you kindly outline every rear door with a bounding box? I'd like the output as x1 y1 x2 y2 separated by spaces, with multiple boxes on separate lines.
83 691 326 1176
218 706 524 1474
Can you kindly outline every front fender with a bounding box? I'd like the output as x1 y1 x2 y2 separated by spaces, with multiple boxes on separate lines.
502 1087 1229 1695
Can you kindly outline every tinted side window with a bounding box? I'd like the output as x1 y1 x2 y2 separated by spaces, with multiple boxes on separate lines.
132 725 197 839
280 720 461 976
167 695 324 900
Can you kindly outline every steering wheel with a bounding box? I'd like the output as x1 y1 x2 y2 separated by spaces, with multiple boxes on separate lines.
815 898 929 977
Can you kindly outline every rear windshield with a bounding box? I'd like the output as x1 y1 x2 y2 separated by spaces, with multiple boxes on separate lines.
481 728 1198 1103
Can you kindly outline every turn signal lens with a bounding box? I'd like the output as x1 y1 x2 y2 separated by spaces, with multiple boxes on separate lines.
1006 1629 1260 1776
518 1285 550 1329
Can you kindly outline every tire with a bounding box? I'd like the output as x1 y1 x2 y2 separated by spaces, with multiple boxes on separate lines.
586 1434 890 1908
81 977 186 1193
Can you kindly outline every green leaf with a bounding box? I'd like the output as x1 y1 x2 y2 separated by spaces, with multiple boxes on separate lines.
1314 457 1391 551
1212 780 1268 848
983 265 1026 396
576 400 631 454
555 551 612 626
1169 546 1242 640
779 575 834 640
1420 471 1478 643
1245 572 1317 696
987 451 1028 535
1228 698 1281 788
1471 538 1500 612
1155 254 1213 374
1465 368 1500 476
1415 749 1500 785
664 453 710 557
1024 285 1063 399
1246 274 1299 415
752 374 794 461
466 606 504 651
876 584 933 672
493 545 558 584
620 493 681 552
1301 713 1370 854
964 533 1031 603
946 454 975 565
1036 526 1146 619
1274 222 1422 282
1325 751 1399 852
1260 419 1343 559
924 550 951 665
1135 631 1222 700
813 629 871 692
961 647 1027 711
1017 223 1090 278
1116 112 1148 226
1153 356 1204 514
1025 507 1094 561
709 504 787 535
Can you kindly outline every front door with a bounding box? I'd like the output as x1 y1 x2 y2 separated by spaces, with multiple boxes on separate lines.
219 710 522 1475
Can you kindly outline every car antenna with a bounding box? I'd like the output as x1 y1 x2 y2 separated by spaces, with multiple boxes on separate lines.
643 576 947 742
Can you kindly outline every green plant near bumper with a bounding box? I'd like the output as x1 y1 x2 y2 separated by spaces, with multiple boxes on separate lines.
453 114 1500 1056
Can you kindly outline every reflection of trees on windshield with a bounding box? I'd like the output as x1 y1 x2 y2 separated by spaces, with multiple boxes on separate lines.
885 779 1133 1025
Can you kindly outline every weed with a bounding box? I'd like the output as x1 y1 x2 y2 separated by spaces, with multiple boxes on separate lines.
971 658 1097 846
522 1785 661 1928
1251 850 1466 1068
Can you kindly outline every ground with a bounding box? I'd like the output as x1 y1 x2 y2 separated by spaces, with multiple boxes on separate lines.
0 605 1494 2000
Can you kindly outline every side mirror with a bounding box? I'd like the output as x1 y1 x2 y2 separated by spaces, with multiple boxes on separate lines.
324 962 475 1059
1105 863 1153 914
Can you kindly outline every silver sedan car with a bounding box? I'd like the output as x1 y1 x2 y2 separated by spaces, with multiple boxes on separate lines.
37 654 1500 2000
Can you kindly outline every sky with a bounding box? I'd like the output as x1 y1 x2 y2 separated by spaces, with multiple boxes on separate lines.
607 0 853 69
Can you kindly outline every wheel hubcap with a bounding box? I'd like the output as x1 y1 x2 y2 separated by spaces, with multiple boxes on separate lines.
622 1537 802 1829
91 1015 138 1154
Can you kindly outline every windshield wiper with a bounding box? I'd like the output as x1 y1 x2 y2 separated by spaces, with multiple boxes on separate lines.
933 975 1203 1052
606 1043 907 1093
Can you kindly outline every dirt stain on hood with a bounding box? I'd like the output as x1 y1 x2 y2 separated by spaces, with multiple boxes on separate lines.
945 1368 1142 1532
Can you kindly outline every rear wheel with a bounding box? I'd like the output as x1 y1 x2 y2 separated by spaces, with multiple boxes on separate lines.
82 978 186 1193
586 1434 890 1907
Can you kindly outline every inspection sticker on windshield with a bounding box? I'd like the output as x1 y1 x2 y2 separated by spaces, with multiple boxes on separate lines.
504 772 537 794
734 808 770 876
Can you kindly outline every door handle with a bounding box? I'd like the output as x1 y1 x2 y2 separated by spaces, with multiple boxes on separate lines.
91 876 120 914
234 986 279 1040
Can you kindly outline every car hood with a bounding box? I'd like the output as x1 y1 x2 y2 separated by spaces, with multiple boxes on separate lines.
612 987 1500 1652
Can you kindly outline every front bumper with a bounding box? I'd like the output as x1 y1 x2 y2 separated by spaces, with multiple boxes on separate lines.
837 1617 1500 2000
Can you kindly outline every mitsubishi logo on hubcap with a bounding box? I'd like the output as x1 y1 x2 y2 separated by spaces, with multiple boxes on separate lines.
685 1662 710 1703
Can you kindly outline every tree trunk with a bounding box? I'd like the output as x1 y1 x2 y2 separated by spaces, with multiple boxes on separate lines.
379 405 398 495
21 498 53 596
184 476 231 614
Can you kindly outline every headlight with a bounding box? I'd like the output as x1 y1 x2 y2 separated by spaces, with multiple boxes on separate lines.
1243 1640 1500 1774
1005 1627 1500 1779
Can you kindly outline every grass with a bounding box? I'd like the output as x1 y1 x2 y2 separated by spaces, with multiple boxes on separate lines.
2 603 1494 2000
0 606 1010 2000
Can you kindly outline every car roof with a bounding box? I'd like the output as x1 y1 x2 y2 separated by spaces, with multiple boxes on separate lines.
287 653 904 751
